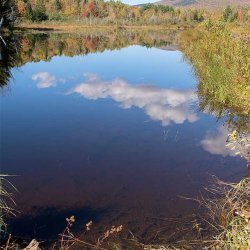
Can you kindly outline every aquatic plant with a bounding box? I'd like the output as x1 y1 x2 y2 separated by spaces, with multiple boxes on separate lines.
0 175 16 234
57 216 122 249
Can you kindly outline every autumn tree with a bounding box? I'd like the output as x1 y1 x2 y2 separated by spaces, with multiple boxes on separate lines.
17 0 26 17
33 0 48 21
96 0 108 18
85 0 97 18
13 0 211 26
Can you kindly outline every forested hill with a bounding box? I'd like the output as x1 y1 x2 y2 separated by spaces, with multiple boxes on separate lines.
155 0 250 9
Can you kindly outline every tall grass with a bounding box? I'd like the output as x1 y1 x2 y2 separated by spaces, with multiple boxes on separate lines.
197 177 250 249
179 21 250 118
0 175 16 233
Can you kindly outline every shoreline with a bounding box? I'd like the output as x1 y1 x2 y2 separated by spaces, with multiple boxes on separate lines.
15 23 192 32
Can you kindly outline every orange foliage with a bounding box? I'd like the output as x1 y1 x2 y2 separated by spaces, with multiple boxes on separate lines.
17 1 25 16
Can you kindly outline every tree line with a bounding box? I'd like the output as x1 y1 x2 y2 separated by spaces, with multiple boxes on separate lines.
1 1 249 28
15 0 205 25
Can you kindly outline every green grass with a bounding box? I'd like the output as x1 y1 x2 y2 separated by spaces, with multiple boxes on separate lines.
179 21 250 116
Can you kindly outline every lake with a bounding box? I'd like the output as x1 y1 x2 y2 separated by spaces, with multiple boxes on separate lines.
0 30 247 243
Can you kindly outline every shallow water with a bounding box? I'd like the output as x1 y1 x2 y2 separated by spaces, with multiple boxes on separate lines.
0 31 246 241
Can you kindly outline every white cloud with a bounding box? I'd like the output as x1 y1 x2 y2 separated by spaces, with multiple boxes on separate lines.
201 126 234 157
68 73 198 126
32 72 65 89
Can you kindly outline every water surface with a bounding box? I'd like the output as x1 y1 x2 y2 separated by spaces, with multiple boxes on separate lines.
0 31 246 241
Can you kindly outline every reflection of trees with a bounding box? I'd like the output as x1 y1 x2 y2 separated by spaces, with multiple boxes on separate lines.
0 35 20 87
18 30 177 64
1 30 177 88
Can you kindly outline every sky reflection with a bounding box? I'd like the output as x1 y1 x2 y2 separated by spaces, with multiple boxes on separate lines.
32 72 65 89
3 38 246 240
68 73 198 126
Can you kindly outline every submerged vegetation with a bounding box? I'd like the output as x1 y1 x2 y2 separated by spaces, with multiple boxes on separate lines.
0 175 16 236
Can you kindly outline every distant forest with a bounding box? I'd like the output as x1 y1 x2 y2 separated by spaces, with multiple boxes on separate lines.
16 0 205 25
14 0 250 25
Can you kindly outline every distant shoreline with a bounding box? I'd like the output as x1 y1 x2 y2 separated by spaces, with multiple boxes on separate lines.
15 23 192 32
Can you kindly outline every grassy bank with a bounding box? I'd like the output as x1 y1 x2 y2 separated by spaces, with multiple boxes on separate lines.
198 177 250 249
177 23 250 248
179 22 250 120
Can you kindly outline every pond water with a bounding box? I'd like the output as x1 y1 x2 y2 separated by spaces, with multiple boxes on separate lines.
0 30 247 242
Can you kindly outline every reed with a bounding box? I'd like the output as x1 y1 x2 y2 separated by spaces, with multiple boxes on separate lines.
0 175 16 233
179 21 250 116
196 177 250 249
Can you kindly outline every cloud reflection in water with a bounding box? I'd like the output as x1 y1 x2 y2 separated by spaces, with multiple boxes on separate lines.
201 126 235 157
32 72 65 88
68 73 198 126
